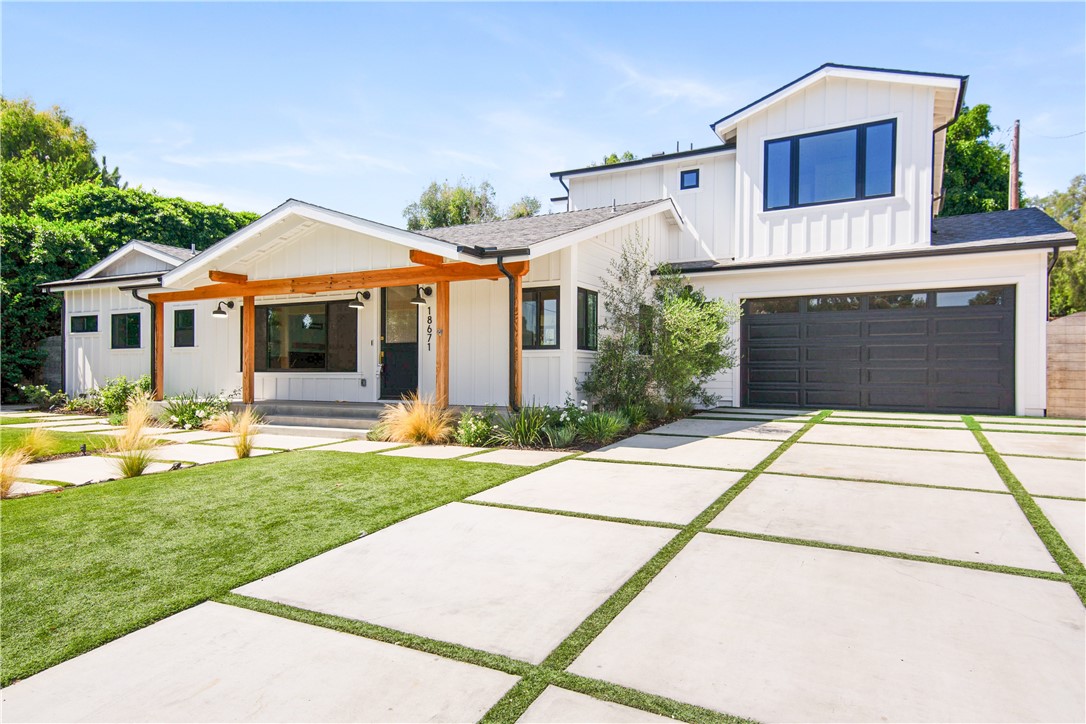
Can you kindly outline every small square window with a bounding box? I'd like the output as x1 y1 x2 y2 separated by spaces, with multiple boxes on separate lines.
111 312 141 349
174 309 195 347
680 169 700 190
70 315 98 333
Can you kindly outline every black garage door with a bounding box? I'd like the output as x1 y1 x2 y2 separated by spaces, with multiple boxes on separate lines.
741 286 1015 414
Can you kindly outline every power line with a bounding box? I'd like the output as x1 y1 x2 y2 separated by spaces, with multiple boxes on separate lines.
1023 129 1085 139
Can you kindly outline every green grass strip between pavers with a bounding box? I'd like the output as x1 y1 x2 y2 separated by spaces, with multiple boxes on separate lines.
219 593 749 724
963 416 1086 606
476 409 832 722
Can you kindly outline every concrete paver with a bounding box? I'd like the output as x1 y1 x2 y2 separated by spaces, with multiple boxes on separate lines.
306 439 406 454
17 455 174 485
466 449 574 466
204 433 347 450
710 473 1058 571
649 418 802 441
0 602 516 723
769 442 1006 490
40 424 119 433
5 481 62 497
802 423 982 452
974 416 1086 428
985 430 1086 459
830 411 964 423
470 459 742 525
1036 497 1086 565
1002 455 1086 499
585 434 779 471
980 424 1086 435
90 427 170 437
142 443 276 464
235 503 673 663
518 686 672 723
143 429 232 443
569 534 1085 723
379 444 488 460
712 407 811 416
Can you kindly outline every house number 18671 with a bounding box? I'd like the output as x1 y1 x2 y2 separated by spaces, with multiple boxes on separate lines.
426 306 433 351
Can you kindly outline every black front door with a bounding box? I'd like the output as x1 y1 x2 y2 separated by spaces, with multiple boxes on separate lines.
380 286 419 399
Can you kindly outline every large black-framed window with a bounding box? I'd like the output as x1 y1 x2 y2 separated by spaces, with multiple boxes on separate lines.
577 288 598 351
70 315 98 333
173 309 195 348
111 312 141 349
254 300 358 372
764 119 896 211
523 286 559 349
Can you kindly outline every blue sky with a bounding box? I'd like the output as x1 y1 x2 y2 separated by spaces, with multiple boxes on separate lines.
3 2 1083 225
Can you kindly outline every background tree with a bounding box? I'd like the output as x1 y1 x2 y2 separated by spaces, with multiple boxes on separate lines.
603 151 637 165
1030 175 1085 317
506 195 541 219
402 179 500 230
939 104 1020 216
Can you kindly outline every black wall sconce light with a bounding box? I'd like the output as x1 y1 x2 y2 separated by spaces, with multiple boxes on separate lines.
411 286 433 306
349 291 372 309
211 300 235 319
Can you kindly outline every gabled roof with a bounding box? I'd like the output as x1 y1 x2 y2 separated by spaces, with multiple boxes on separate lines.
931 207 1077 246
74 238 193 281
550 144 735 180
710 63 968 139
416 200 681 255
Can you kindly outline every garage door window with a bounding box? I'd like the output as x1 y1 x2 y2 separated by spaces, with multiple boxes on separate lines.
807 296 860 312
749 298 800 314
870 292 928 310
936 288 1006 307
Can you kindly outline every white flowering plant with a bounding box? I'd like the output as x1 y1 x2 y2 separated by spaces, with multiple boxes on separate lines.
160 389 235 430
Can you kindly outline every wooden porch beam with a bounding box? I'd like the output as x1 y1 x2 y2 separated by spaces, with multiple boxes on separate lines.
242 297 255 404
148 260 530 304
409 249 446 266
153 300 164 401
435 281 450 407
209 270 248 284
511 274 522 409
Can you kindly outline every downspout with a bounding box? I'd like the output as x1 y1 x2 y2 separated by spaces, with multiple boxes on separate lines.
557 175 570 212
1046 246 1061 320
130 289 156 394
496 256 520 412
59 294 66 395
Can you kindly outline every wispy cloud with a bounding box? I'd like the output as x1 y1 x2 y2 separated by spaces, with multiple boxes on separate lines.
432 148 499 170
162 142 409 175
591 51 737 112
136 176 280 215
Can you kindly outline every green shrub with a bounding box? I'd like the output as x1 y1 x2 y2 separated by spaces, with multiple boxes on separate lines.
620 403 649 430
162 389 233 430
543 424 578 449
15 384 66 410
97 375 151 416
64 395 101 415
455 406 497 447
495 405 550 448
579 411 630 445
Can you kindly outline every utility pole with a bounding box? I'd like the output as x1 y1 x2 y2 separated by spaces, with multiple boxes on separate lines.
1009 120 1020 210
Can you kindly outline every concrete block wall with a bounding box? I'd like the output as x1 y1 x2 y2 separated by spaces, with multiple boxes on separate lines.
1047 312 1086 418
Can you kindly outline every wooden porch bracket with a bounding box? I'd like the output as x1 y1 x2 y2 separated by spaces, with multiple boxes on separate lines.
435 280 450 407
408 249 446 266
209 270 248 284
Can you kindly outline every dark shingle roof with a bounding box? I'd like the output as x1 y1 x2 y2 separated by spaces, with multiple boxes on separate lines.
931 208 1074 246
415 200 667 252
137 240 197 261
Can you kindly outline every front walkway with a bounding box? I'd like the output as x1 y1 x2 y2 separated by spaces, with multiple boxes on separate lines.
3 409 1084 722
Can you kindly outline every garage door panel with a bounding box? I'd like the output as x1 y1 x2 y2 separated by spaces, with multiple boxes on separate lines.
741 287 1014 414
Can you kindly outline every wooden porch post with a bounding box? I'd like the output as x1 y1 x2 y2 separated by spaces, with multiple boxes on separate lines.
511 274 523 408
436 280 450 407
242 297 255 404
153 300 164 401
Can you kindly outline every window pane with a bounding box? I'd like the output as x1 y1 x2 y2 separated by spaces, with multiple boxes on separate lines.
798 128 857 205
327 301 358 372
263 304 327 370
748 298 800 314
112 313 140 349
864 122 894 197
869 293 927 310
936 288 1005 307
680 169 699 190
586 291 598 350
577 289 598 350
174 309 195 347
71 315 98 333
807 295 860 312
383 286 418 344
540 291 559 347
765 140 791 209
523 296 538 348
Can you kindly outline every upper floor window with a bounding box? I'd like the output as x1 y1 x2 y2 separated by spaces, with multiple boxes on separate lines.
679 168 700 190
764 119 896 211
111 312 141 349
70 315 98 333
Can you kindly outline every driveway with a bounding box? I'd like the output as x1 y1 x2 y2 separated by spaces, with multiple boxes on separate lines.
4 409 1084 722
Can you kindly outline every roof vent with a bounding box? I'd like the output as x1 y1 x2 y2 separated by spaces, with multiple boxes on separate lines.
190 243 197 256
612 199 617 212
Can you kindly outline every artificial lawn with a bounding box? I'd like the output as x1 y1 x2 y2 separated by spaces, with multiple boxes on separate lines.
0 451 525 686
0 427 110 456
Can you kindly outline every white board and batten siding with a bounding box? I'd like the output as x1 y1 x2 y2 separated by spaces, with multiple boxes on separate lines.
733 76 936 261
568 151 736 263
65 286 151 395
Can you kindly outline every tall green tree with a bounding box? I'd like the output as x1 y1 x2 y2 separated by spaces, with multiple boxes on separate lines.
506 195 541 219
939 104 1020 216
1030 175 1086 317
1 98 106 214
403 179 500 230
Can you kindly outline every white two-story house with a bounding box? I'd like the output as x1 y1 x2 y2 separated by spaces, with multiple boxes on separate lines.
46 64 1076 416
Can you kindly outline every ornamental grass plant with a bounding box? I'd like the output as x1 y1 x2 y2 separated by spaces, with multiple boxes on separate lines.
0 449 31 498
377 393 454 444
